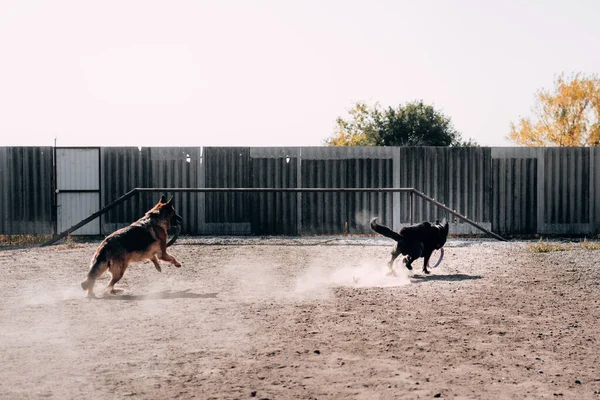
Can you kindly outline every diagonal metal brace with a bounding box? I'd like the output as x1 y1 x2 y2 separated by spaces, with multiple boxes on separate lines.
411 189 507 241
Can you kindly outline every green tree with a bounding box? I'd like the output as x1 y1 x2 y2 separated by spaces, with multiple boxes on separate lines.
508 73 600 147
326 101 475 147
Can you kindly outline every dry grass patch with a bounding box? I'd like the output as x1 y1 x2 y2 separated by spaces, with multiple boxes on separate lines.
581 237 600 250
528 238 572 253
529 237 600 253
0 234 52 248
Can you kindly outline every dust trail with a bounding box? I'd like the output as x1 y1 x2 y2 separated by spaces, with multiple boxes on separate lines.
354 210 370 231
295 261 410 295
220 258 290 300
18 283 92 305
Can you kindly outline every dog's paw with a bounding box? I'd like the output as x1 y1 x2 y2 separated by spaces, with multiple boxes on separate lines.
155 265 162 272
109 288 124 295
386 270 398 277
173 261 182 268
422 269 430 275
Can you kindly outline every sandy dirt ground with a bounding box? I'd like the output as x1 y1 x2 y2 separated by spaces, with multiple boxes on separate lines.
1 236 600 400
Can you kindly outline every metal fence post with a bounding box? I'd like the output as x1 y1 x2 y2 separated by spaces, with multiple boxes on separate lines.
410 190 414 225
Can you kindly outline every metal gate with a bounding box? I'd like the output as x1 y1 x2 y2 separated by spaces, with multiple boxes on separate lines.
55 147 101 235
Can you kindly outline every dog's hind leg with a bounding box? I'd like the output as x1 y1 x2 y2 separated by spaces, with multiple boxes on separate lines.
81 260 109 298
388 250 401 269
387 243 401 275
160 252 181 268
151 255 162 272
107 261 127 294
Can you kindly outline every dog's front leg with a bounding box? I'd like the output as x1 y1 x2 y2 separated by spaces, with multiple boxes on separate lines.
422 253 431 275
403 255 415 271
402 255 415 271
161 252 182 268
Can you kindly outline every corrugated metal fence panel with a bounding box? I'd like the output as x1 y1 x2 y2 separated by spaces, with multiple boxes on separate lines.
0 147 7 233
0 147 54 234
492 158 538 234
146 147 204 234
171 147 204 235
250 157 298 234
299 147 395 234
300 157 394 234
204 147 250 224
3 145 600 237
345 158 394 233
544 148 590 224
101 147 203 235
148 147 204 235
249 148 300 234
446 147 492 224
301 159 333 234
397 147 491 230
299 146 397 160
594 147 600 233
101 147 146 231
397 147 449 223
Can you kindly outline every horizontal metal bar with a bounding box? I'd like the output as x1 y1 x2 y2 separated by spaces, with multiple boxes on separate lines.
41 187 506 247
55 146 102 150
56 189 100 193
137 187 415 193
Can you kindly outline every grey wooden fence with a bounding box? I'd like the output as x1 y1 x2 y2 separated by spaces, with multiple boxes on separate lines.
0 147 54 234
1 146 599 236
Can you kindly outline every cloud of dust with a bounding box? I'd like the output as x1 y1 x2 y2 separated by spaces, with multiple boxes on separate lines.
221 259 290 300
354 209 374 230
21 285 85 306
294 260 411 296
215 251 411 303
1 282 114 396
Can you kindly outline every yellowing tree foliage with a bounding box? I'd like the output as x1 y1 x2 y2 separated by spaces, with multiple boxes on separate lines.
508 73 600 147
327 103 379 146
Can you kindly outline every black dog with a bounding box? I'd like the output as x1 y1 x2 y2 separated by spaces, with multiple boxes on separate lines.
370 217 449 275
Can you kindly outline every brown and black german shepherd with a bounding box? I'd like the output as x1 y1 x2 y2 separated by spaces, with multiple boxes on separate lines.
370 217 449 275
81 195 183 297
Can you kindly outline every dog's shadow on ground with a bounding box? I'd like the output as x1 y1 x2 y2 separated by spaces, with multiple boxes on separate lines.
410 273 482 283
101 289 218 301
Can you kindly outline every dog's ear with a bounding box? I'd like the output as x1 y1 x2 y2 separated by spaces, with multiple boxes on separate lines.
441 217 447 226
166 196 173 205
160 195 167 203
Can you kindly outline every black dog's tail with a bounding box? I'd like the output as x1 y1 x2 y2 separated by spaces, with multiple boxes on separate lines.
370 217 403 242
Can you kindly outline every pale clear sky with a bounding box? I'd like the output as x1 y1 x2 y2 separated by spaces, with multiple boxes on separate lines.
0 0 598 147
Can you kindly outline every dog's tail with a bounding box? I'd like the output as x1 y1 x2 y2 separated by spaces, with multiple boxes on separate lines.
370 217 403 242
81 250 110 292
